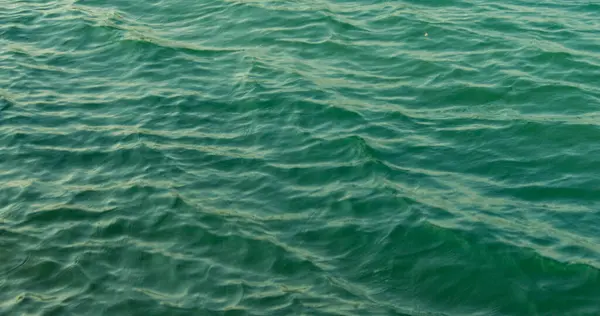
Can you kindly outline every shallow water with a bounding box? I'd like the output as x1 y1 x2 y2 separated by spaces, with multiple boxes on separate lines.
1 0 600 315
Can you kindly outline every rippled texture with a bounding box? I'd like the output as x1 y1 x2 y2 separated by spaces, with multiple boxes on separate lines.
2 0 600 315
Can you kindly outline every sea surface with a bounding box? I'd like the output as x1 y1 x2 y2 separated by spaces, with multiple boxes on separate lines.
1 0 600 315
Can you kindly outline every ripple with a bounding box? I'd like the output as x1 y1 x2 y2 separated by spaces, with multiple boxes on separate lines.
2 0 600 314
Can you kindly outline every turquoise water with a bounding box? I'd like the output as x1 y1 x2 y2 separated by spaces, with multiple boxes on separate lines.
1 0 600 314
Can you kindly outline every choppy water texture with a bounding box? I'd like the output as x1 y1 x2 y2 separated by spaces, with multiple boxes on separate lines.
1 0 600 315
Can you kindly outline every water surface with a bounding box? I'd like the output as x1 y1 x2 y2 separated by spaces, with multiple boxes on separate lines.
1 0 600 315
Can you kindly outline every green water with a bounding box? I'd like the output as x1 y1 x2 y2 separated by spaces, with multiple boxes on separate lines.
2 0 600 315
